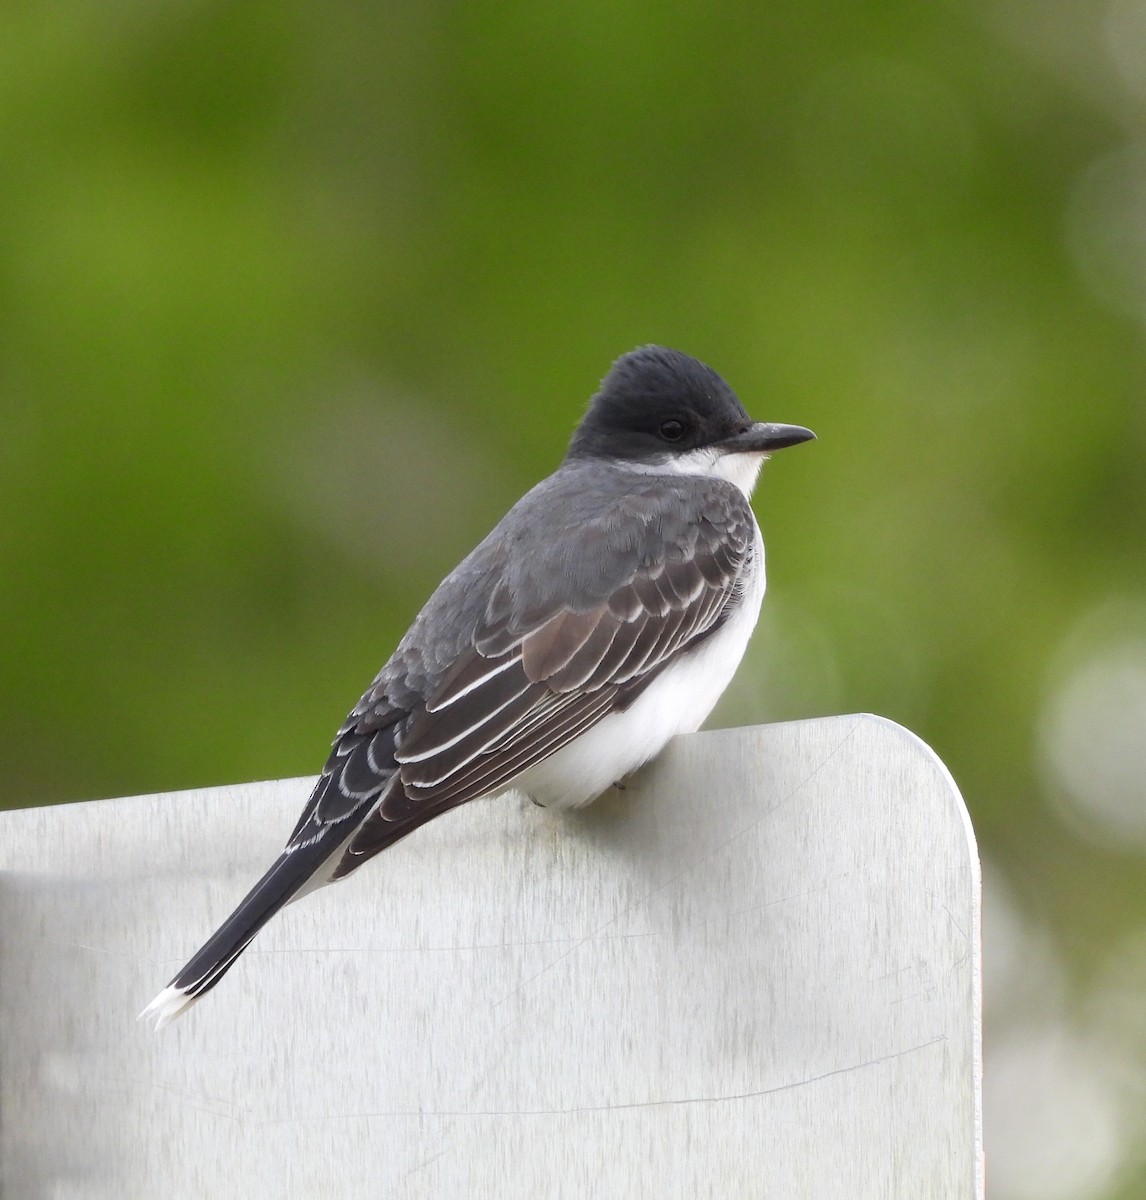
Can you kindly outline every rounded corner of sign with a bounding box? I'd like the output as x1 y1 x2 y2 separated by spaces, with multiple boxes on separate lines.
861 713 980 864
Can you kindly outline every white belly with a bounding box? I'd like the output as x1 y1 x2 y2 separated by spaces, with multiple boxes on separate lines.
513 526 766 810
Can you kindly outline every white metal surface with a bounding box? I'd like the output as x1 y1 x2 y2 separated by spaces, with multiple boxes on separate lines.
0 715 981 1198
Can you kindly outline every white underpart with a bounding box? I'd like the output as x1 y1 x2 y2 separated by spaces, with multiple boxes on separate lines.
512 447 768 809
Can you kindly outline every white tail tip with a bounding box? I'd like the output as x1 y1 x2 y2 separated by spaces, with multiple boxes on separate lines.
139 985 198 1031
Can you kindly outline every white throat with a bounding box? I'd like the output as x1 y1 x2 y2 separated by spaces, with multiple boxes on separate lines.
623 447 766 499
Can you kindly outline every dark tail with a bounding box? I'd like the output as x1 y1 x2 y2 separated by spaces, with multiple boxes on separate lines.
140 824 347 1030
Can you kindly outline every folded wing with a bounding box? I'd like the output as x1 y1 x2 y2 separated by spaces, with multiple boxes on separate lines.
331 481 756 874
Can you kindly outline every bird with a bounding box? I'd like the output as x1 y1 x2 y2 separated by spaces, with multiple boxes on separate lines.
142 345 815 1029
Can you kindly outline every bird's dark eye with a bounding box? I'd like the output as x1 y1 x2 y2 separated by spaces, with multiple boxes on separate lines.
659 419 685 442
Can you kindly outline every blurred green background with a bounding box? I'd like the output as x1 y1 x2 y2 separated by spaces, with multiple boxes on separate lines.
3 1 1146 1195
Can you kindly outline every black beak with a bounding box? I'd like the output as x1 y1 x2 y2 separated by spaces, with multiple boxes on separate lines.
719 422 817 453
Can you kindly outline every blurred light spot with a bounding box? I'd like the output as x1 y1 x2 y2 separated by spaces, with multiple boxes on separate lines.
1104 0 1146 101
983 867 1136 1198
982 861 1066 1022
1039 603 1146 848
1065 141 1146 322
1090 927 1146 1076
986 1024 1124 1200
1086 932 1146 1188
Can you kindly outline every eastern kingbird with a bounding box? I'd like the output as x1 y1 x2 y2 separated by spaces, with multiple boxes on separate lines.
143 346 814 1028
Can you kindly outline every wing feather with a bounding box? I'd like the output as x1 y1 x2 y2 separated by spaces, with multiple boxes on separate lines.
425 651 521 712
520 608 604 682
579 611 649 689
396 662 533 764
535 611 624 692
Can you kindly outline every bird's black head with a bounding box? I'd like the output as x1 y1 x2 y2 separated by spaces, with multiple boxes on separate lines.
565 346 815 465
